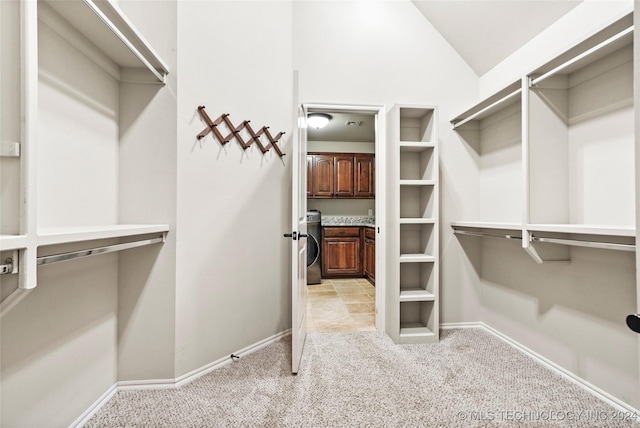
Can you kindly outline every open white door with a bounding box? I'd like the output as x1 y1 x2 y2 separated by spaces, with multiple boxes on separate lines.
287 103 308 374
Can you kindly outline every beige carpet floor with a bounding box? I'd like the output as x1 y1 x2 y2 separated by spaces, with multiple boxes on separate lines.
86 328 639 427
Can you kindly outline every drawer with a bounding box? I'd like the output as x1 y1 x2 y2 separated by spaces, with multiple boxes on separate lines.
323 227 361 237
364 227 375 240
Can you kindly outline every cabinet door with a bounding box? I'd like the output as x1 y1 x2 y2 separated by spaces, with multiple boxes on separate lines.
306 155 314 198
354 154 375 198
322 236 362 276
364 238 375 283
333 155 354 197
313 155 334 198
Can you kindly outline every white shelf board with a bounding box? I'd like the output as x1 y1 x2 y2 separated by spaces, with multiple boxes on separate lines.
450 80 521 127
399 289 435 302
399 325 436 337
399 254 436 263
399 180 436 186
526 224 635 237
37 224 169 246
399 141 436 151
400 218 436 225
451 221 522 231
43 0 169 83
0 235 28 251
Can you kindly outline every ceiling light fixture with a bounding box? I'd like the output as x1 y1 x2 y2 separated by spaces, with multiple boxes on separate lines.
308 113 332 129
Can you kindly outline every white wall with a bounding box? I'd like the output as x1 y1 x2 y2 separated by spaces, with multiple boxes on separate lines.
462 0 639 410
292 0 480 324
117 0 178 382
175 1 293 377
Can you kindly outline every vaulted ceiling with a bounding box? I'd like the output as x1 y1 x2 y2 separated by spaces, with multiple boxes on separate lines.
411 0 583 76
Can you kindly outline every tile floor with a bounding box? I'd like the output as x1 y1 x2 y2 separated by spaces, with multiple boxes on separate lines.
307 278 376 332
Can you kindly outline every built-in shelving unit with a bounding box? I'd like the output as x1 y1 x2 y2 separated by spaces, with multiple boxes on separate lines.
0 0 171 295
450 12 635 262
391 105 439 344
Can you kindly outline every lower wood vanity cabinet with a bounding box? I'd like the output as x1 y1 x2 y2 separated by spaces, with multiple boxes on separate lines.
321 226 375 284
363 227 375 284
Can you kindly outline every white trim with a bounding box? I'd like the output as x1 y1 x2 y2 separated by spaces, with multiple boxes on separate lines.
73 330 291 426
174 329 291 387
440 322 640 416
70 383 118 428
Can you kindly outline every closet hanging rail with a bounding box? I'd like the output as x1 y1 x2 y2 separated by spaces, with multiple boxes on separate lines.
453 229 522 240
83 0 164 83
37 235 165 267
529 25 633 87
530 236 635 252
451 88 521 129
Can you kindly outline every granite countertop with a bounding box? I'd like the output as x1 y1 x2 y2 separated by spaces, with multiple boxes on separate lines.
321 216 375 227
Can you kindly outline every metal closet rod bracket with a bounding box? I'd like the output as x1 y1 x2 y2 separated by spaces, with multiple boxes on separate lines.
196 106 285 158
0 251 19 275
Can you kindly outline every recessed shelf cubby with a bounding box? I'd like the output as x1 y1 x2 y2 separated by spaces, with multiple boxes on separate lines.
399 185 435 220
399 107 435 143
399 301 436 344
399 262 436 302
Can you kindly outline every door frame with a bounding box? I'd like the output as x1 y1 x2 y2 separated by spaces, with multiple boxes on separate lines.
304 103 386 331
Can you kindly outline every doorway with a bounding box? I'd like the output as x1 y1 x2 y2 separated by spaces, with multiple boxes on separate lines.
303 104 386 333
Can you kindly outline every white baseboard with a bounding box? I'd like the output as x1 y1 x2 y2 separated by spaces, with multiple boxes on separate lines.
441 322 640 416
73 329 292 427
174 329 292 387
70 383 118 428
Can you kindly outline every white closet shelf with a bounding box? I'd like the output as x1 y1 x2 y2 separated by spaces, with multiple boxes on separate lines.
526 224 635 237
450 80 522 128
37 224 169 246
400 218 436 225
399 254 435 263
43 0 170 83
399 325 436 338
529 20 633 86
399 290 435 302
399 180 436 186
0 235 28 251
399 142 436 151
450 221 522 231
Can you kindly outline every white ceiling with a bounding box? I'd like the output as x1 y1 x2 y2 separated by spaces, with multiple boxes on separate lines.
411 0 583 76
308 112 376 142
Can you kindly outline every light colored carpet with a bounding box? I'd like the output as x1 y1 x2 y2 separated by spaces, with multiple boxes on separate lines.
86 329 639 427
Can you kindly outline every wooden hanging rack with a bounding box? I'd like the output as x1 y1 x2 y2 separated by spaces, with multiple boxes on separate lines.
197 106 285 157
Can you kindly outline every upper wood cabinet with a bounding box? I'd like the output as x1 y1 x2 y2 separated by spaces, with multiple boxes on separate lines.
308 153 374 199
354 155 375 198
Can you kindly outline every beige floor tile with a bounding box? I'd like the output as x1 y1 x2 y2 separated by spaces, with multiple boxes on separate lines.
330 279 359 286
340 293 374 303
307 284 335 293
336 288 370 296
308 291 339 299
345 302 375 314
307 277 376 332
313 321 358 332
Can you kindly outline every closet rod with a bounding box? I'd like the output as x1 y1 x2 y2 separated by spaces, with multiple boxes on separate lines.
530 25 633 87
531 236 635 252
84 0 168 83
37 236 165 267
453 230 522 240
451 88 521 129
